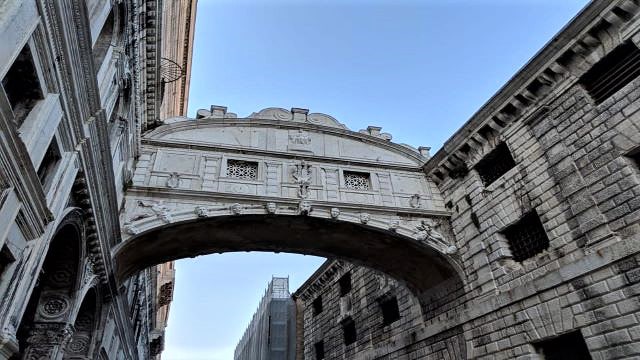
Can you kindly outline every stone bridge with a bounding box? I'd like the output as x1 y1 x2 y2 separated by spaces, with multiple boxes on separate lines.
113 106 463 295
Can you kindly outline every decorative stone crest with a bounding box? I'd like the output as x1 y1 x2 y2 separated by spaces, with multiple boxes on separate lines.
26 322 74 346
298 200 312 215
360 213 370 224
415 220 457 254
292 160 313 198
67 334 90 354
166 172 180 189
330 207 340 219
288 129 312 152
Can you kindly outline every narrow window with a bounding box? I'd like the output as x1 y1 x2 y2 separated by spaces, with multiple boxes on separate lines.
502 211 550 262
341 318 357 346
339 273 351 296
93 10 115 69
226 159 258 180
580 41 640 105
533 331 592 360
344 171 370 190
474 142 516 186
380 296 400 326
312 296 323 316
37 138 61 190
0 245 16 280
314 341 325 359
1 44 44 127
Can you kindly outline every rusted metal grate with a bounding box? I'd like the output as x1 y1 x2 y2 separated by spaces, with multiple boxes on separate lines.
580 41 640 105
502 211 549 262
226 159 258 180
474 142 516 186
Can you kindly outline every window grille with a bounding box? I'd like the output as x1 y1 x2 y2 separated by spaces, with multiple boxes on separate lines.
344 171 370 190
1 44 44 127
226 159 258 180
474 142 516 186
312 296 323 316
339 272 352 296
341 317 357 346
534 331 592 360
314 341 325 359
380 296 400 326
580 41 640 105
502 211 549 262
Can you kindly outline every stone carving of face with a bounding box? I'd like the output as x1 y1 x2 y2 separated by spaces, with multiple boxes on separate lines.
230 203 243 215
360 213 370 224
388 220 400 232
330 208 340 219
266 202 277 214
195 206 208 218
299 201 311 215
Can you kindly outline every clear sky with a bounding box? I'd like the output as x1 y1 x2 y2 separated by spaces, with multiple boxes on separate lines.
163 1 589 359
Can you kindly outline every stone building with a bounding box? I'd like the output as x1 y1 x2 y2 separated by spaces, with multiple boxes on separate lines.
2 0 640 359
293 1 640 359
234 277 297 360
0 0 195 358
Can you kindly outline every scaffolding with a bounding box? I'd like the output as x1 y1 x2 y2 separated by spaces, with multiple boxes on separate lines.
234 277 296 360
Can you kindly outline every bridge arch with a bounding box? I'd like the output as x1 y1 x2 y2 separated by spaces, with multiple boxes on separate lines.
115 106 467 329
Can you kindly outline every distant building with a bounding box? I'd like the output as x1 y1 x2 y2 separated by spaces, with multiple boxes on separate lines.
234 277 297 360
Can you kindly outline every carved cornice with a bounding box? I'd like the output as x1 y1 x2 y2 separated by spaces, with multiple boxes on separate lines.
145 117 428 166
143 0 163 130
293 259 347 301
424 0 640 184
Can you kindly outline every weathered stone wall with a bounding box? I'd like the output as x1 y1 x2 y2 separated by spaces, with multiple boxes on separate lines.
297 1 640 359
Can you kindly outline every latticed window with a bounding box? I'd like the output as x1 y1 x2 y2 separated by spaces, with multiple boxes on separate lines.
474 142 516 186
580 41 640 105
344 171 370 190
226 159 258 180
534 331 592 360
502 211 549 262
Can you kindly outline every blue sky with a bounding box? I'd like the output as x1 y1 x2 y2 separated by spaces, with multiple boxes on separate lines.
163 1 589 359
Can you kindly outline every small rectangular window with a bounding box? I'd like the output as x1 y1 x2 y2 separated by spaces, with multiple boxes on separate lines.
339 273 351 296
533 331 592 360
312 296 323 316
341 317 357 346
314 341 325 359
580 41 640 105
502 211 550 262
37 138 61 190
380 296 400 326
226 159 258 180
344 171 370 190
1 44 44 127
474 142 516 186
628 148 640 169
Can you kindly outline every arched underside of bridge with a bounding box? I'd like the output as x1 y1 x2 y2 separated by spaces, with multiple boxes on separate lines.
113 215 462 294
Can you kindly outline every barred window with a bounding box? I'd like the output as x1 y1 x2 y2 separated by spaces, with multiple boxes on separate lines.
344 171 370 190
534 331 592 360
226 159 258 180
474 142 516 186
580 41 640 105
502 211 549 262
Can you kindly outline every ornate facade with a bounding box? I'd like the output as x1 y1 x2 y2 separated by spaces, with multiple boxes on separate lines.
0 0 195 358
2 0 640 359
